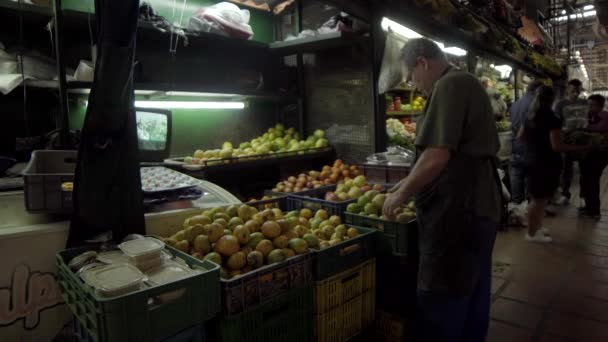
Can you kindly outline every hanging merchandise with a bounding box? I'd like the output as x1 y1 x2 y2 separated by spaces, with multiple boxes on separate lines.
282 12 356 41
188 2 254 40
378 30 406 94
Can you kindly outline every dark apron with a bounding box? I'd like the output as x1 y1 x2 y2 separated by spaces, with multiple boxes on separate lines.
414 151 486 295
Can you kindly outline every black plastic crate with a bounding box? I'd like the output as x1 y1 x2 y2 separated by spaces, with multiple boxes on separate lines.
285 185 353 218
344 213 418 257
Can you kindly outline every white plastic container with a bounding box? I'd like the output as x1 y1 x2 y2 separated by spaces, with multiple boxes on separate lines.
97 250 130 265
146 261 193 286
119 237 165 262
81 264 146 298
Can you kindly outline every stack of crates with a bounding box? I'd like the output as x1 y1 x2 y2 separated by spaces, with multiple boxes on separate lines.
314 259 376 342
208 197 315 342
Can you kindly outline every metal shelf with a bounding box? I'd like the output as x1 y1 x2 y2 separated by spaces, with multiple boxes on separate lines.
270 31 370 55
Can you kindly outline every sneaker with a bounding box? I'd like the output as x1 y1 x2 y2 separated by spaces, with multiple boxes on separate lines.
540 227 551 235
525 231 553 243
555 195 570 206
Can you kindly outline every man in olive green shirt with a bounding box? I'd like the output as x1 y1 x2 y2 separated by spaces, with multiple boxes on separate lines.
383 38 501 342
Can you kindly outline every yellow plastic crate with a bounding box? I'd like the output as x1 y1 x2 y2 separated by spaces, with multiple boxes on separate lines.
315 258 376 314
375 310 409 342
315 290 375 342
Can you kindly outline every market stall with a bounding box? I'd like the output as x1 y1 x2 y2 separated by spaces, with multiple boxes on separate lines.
0 0 564 341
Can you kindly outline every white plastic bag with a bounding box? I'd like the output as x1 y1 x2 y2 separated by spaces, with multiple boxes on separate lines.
188 2 253 40
378 30 407 94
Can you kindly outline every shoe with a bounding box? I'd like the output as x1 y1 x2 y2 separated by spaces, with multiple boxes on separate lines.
555 195 570 206
540 227 551 235
525 231 553 243
545 205 557 217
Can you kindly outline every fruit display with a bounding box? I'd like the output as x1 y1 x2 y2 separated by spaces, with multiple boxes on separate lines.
271 160 361 193
162 204 361 279
347 197 416 223
324 175 386 202
183 124 329 165
386 118 415 149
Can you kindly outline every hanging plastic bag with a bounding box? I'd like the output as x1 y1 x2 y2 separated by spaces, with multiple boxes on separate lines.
188 2 254 40
378 30 407 94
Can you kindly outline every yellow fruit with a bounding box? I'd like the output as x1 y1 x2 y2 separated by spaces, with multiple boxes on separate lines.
329 239 341 246
247 232 265 248
215 235 240 257
282 248 296 258
188 215 211 226
273 235 289 249
172 230 186 241
303 234 320 249
261 221 281 239
267 249 286 264
288 238 308 254
208 223 224 243
228 217 244 230
276 219 290 233
194 235 211 254
298 217 310 228
272 208 284 219
293 225 308 238
226 204 239 217
164 237 178 247
322 225 335 238
238 205 258 221
284 230 298 240
214 218 228 229
300 208 313 219
233 225 251 245
204 252 222 266
194 150 204 159
328 215 341 226
241 246 253 255
175 240 190 253
226 251 247 270
244 220 260 233
255 239 274 257
319 241 330 249
261 209 276 221
185 224 205 243
347 228 360 238
247 251 264 268
315 209 329 220
313 230 327 240
335 225 347 236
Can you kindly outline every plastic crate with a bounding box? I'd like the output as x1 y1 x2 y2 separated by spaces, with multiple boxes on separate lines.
265 185 334 200
246 196 288 212
316 289 375 342
221 252 313 315
73 318 207 342
23 150 76 213
313 226 377 280
344 213 418 257
57 245 220 342
211 285 313 342
315 258 376 314
360 164 410 184
375 310 409 342
286 185 355 218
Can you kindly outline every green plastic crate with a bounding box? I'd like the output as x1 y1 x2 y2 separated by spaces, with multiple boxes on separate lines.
57 244 220 342
313 226 377 280
344 213 418 257
211 285 314 342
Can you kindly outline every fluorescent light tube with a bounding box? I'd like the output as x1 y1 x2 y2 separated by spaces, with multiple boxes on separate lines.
584 5 594 11
134 101 245 109
381 17 467 56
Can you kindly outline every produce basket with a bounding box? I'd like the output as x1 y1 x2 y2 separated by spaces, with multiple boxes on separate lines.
73 318 207 342
360 164 410 184
315 258 376 314
316 289 375 342
246 195 288 212
221 252 313 315
22 150 76 213
57 244 220 342
286 185 355 218
211 285 313 342
313 226 377 280
344 213 418 257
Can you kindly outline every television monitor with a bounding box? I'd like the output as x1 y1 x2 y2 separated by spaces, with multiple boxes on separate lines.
135 108 172 162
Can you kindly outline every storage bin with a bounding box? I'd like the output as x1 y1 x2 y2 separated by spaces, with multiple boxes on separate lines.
23 150 76 213
314 259 375 314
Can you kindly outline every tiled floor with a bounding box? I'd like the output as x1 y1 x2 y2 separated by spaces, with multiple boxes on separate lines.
488 174 608 341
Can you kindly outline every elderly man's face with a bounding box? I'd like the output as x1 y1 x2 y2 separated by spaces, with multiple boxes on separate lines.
403 57 433 95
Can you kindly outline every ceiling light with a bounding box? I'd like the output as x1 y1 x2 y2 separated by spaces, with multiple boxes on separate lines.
134 101 245 109
164 91 238 97
561 9 566 14
584 5 594 11
583 10 596 17
381 17 468 56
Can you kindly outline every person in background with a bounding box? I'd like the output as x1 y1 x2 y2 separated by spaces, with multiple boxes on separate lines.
383 38 501 342
553 79 587 204
520 86 588 242
509 80 544 204
579 94 608 218
481 76 508 120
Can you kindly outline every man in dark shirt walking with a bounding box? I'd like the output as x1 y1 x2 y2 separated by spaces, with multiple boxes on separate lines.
383 38 502 342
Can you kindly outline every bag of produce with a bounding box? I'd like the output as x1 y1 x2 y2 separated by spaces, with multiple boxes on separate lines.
378 30 407 94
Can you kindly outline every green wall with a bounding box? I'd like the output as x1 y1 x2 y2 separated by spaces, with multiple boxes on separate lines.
69 98 277 157
62 0 274 43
